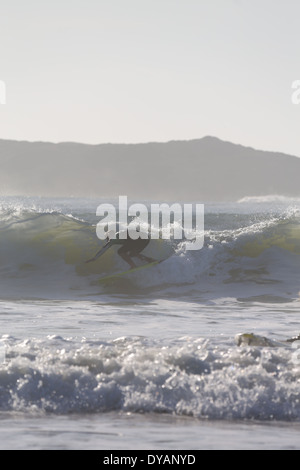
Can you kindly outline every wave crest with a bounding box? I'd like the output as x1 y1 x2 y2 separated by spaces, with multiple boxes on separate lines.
0 207 299 300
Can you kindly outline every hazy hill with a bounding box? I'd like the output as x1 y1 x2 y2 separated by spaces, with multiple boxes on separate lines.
0 136 299 202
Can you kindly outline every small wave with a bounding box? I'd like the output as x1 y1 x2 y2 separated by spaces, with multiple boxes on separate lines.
238 195 300 204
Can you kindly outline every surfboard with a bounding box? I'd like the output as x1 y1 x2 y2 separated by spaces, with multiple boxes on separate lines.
98 259 163 284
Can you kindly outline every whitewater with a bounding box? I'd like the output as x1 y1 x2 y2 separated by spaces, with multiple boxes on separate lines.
0 195 300 449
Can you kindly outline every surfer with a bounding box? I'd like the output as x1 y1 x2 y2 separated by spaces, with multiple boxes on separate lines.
109 236 155 269
86 231 156 268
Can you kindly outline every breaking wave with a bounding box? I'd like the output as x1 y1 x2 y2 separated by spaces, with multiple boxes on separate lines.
0 203 299 300
1 334 300 420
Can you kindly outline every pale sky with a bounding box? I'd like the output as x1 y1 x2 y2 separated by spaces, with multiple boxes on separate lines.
0 0 300 156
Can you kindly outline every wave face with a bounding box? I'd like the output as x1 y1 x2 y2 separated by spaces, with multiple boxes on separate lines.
0 198 299 300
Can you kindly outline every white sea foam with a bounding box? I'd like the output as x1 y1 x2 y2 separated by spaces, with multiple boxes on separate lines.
0 335 299 420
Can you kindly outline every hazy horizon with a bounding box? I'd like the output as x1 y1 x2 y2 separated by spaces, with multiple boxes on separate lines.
1 134 300 161
1 136 300 201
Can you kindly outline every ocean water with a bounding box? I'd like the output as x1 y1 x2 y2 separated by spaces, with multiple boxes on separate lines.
0 195 300 450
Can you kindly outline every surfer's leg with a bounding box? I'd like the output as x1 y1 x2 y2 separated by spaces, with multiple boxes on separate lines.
135 253 156 263
117 244 136 268
118 239 154 267
129 239 156 263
